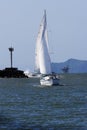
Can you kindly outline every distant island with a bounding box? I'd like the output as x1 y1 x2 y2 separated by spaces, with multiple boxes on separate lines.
52 58 87 73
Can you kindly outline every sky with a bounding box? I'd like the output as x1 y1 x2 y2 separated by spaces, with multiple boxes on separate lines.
0 0 87 71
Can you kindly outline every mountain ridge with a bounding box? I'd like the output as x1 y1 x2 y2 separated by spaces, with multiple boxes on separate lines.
52 58 87 73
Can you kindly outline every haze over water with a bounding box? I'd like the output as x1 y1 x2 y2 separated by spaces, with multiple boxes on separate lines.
0 74 87 129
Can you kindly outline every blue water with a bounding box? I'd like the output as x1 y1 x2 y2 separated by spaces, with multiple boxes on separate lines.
0 74 87 129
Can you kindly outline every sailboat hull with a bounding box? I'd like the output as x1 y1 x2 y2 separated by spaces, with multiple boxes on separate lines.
40 75 60 86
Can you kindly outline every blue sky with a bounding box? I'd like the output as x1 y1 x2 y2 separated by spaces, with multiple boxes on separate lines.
0 0 87 71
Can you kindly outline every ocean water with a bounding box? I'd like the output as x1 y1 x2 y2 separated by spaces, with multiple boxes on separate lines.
0 74 87 130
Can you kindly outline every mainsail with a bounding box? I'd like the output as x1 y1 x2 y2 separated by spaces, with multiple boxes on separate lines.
38 11 52 74
35 10 50 74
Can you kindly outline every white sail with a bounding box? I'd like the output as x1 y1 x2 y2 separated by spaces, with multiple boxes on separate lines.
35 33 40 73
38 11 52 74
35 10 50 73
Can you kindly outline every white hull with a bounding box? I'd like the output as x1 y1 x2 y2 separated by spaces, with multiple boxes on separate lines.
40 75 59 86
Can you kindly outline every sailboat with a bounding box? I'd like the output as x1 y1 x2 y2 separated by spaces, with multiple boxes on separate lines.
36 10 60 86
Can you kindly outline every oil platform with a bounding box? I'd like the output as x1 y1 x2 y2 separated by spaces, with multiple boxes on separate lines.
0 47 28 78
62 66 69 73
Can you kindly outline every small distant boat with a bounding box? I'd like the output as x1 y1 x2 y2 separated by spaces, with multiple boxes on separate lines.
36 10 60 86
24 70 40 78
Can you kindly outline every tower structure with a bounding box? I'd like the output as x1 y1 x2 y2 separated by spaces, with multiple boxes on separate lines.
0 47 28 78
8 47 14 68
